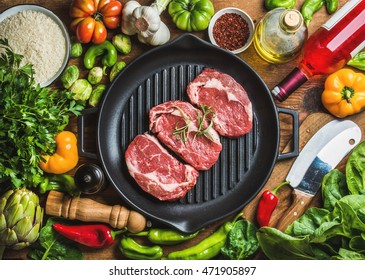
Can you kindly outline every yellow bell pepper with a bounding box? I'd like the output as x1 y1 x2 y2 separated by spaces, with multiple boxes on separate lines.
39 131 79 174
321 68 365 118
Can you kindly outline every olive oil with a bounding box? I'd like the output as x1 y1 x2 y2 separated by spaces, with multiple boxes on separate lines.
253 8 308 64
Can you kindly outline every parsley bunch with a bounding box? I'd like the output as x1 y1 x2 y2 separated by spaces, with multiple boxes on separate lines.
0 39 84 189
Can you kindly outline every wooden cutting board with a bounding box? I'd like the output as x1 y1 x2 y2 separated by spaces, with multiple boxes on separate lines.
242 111 365 227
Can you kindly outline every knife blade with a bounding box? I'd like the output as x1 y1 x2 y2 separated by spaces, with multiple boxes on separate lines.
275 119 362 231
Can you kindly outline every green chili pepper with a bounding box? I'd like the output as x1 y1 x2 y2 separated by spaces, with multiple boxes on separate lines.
301 0 325 26
265 0 296 10
347 51 365 71
325 0 338 14
39 174 80 197
119 236 163 260
84 40 117 72
166 213 243 260
132 228 201 245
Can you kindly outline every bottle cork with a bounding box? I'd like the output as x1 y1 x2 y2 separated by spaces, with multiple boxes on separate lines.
283 10 302 31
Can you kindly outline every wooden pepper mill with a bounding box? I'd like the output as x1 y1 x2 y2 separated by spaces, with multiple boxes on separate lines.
45 190 147 233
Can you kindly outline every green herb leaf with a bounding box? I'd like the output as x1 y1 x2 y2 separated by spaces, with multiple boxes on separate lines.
27 218 83 260
0 40 84 189
221 219 259 260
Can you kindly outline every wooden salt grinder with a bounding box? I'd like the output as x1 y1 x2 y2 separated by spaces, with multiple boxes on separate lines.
45 190 147 233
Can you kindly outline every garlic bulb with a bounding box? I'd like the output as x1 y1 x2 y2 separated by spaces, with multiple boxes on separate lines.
121 0 171 46
138 21 170 46
121 0 141 36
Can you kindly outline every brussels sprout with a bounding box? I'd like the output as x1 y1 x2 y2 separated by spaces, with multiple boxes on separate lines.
60 65 79 89
89 84 107 107
110 61 126 82
70 40 83 58
112 34 132 54
88 66 103 85
69 79 92 101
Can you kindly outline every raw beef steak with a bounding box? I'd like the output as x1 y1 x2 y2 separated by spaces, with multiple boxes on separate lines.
187 68 253 137
125 133 199 201
149 100 222 170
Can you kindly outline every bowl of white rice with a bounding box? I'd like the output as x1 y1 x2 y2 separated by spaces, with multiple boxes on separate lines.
0 4 70 87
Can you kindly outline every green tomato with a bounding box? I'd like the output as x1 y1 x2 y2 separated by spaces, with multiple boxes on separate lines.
168 0 215 32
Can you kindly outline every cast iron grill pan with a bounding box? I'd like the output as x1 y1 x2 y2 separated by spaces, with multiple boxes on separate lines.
97 34 280 233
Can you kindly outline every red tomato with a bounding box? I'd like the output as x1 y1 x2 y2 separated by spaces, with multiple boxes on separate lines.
69 6 90 18
97 0 112 10
76 17 96 43
99 1 122 17
70 17 84 31
72 0 96 15
70 0 122 44
92 21 107 44
102 16 120 29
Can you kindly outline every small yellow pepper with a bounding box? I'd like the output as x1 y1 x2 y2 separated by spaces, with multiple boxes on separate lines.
39 131 79 174
321 68 365 118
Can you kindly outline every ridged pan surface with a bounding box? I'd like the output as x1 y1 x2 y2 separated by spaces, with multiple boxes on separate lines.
97 34 280 233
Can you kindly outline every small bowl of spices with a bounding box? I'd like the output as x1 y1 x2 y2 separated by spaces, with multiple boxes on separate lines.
208 7 254 54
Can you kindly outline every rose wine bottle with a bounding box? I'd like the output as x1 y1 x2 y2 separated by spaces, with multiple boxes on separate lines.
272 0 365 102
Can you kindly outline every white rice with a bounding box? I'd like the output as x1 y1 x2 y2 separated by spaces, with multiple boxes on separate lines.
0 10 66 85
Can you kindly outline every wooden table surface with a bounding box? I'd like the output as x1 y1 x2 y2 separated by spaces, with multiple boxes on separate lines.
1 0 358 260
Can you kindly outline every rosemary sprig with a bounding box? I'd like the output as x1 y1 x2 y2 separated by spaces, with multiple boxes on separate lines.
173 120 190 143
172 104 216 143
172 106 191 143
195 104 215 141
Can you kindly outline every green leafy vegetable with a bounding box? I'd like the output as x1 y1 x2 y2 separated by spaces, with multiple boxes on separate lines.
346 141 365 194
0 39 84 189
27 218 83 260
257 227 324 260
221 219 259 260
285 207 330 236
257 140 365 260
321 169 348 211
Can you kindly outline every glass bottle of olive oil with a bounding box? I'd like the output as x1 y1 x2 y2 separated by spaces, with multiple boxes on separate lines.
253 8 308 64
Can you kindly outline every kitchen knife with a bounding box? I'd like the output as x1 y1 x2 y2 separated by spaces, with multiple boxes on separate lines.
275 119 362 232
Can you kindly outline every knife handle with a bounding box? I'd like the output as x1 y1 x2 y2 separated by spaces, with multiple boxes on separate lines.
275 189 313 232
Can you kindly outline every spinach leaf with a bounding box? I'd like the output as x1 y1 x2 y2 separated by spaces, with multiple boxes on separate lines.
28 218 83 260
322 169 348 211
346 141 365 194
256 227 320 260
349 233 365 252
285 207 330 236
221 219 259 260
333 248 365 260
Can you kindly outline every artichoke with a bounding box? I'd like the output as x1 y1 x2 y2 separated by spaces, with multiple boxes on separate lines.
0 188 43 258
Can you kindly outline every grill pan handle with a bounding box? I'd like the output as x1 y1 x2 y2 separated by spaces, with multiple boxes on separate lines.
78 107 98 160
276 107 299 161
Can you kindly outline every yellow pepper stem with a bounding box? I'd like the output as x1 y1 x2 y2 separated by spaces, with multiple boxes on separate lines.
342 86 355 103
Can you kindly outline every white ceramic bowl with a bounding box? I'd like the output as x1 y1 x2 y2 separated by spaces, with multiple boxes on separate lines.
208 7 255 54
0 4 70 87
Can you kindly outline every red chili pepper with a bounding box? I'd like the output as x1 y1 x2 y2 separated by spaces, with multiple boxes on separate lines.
256 181 289 227
52 223 125 248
